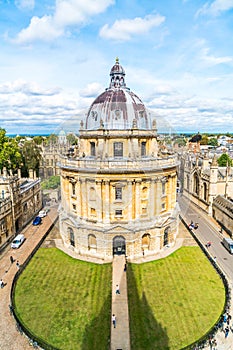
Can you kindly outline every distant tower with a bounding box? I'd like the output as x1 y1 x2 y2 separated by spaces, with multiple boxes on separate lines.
209 154 218 215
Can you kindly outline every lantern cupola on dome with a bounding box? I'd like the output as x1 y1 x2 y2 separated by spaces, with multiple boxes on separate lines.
85 58 151 131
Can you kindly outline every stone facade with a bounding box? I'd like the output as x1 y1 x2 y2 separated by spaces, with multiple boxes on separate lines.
213 195 233 236
0 168 42 250
59 59 179 261
179 152 233 215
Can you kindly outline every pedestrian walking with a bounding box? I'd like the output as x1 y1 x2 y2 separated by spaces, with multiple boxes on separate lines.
124 263 127 272
0 279 4 288
212 339 217 350
223 312 227 323
227 313 232 325
10 256 14 264
225 326 230 338
16 260 20 269
112 314 116 328
116 284 120 294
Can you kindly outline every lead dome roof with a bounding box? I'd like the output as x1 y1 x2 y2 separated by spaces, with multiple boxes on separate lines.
85 58 152 130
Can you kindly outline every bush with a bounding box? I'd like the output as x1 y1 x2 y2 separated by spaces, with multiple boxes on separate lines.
41 176 60 189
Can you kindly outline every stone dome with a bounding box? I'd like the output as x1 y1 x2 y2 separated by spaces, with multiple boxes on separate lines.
85 58 151 130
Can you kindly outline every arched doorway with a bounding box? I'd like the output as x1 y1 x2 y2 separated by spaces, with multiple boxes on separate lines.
113 236 126 255
142 233 150 252
68 227 75 247
164 227 170 246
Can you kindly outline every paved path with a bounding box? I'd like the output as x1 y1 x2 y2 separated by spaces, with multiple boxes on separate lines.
0 207 58 350
111 255 130 350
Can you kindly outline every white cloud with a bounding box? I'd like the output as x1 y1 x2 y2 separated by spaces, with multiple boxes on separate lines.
196 0 233 17
14 0 115 44
15 0 35 11
79 82 104 97
200 46 232 65
99 14 165 41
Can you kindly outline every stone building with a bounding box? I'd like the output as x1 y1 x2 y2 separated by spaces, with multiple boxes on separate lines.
0 168 42 250
39 131 70 179
179 152 233 215
212 195 233 236
59 59 179 261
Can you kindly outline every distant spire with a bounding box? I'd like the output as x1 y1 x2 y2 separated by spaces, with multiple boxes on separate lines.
211 153 218 167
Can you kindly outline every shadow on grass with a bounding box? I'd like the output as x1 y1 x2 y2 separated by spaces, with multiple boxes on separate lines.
81 290 112 350
127 263 169 350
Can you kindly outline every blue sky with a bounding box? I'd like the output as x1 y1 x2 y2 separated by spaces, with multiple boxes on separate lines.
0 0 233 135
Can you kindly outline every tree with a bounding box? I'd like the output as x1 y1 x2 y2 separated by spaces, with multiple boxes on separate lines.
66 133 78 145
200 134 208 145
217 153 232 167
0 128 22 173
208 138 218 147
48 133 58 144
33 136 44 145
20 140 42 177
41 176 60 190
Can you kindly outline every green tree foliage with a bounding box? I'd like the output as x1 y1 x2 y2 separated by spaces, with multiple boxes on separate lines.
200 134 208 145
66 133 78 145
208 138 218 146
41 176 60 189
0 128 22 173
48 133 58 144
20 140 42 176
33 136 44 145
217 153 233 167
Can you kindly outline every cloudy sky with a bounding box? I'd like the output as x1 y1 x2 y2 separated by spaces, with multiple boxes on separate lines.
1 0 233 135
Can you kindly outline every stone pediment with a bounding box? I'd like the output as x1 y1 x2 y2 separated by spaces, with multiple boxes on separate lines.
105 225 134 234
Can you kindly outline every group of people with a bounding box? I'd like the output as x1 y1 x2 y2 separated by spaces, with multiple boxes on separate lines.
189 221 199 230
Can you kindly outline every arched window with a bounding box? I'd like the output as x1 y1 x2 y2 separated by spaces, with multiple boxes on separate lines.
203 182 208 201
89 187 96 201
142 233 150 250
164 227 170 246
72 183 76 196
88 234 97 251
186 175 190 191
23 203 27 213
68 227 75 247
142 186 148 199
193 173 199 195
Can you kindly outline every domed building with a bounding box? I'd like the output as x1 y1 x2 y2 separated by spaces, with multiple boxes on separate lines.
59 58 179 261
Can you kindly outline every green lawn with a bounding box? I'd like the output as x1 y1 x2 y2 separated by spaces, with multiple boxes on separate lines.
14 248 112 350
127 246 225 350
14 246 225 350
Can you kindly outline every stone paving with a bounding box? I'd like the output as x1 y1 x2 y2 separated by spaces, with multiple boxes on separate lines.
111 255 130 350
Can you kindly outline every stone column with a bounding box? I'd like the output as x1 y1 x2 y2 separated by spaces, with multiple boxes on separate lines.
155 179 161 215
149 179 155 218
135 179 141 219
77 179 81 217
166 177 171 211
127 180 133 221
103 180 110 223
96 180 102 222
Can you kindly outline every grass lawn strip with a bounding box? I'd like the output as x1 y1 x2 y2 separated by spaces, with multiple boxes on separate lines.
14 248 112 350
128 246 225 350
